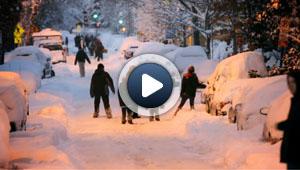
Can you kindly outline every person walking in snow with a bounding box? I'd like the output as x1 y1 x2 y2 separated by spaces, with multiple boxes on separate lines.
277 71 300 169
94 38 105 61
74 48 91 77
174 66 206 116
90 63 115 119
118 90 133 124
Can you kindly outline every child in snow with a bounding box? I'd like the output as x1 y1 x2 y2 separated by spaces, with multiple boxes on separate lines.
174 66 206 116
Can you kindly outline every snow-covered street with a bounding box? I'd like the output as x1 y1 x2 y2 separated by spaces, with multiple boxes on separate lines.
5 32 285 169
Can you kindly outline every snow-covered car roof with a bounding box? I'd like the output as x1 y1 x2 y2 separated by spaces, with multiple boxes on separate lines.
133 42 178 57
32 28 62 37
0 72 27 95
6 46 51 66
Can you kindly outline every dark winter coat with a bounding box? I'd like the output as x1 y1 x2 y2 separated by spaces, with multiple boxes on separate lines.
180 72 206 97
90 69 115 97
74 49 91 65
278 96 300 164
95 39 104 55
74 35 81 48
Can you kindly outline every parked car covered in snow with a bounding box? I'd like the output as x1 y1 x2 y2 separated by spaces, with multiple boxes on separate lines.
165 46 208 73
32 29 66 63
0 80 28 131
5 46 55 78
133 42 177 57
0 100 10 168
213 76 287 130
0 60 42 93
119 37 142 59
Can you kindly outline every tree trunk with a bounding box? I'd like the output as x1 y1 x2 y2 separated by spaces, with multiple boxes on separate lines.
192 6 200 45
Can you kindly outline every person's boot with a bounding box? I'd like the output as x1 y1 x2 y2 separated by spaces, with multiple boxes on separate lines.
105 108 113 119
122 120 126 124
191 105 195 110
93 112 99 118
132 112 141 119
155 116 160 121
128 120 133 124
173 108 180 117
149 116 154 122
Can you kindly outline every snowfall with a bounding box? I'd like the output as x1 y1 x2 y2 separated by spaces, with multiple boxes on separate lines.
1 31 288 169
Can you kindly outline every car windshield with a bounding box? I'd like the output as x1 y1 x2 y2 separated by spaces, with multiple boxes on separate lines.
42 44 63 51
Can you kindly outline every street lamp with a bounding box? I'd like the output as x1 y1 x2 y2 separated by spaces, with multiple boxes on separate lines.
118 19 124 25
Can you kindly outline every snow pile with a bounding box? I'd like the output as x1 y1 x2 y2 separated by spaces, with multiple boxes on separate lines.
263 90 291 141
133 42 177 57
0 81 27 131
0 100 10 168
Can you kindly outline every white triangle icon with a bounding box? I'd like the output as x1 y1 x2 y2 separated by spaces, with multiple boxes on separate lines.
142 74 164 98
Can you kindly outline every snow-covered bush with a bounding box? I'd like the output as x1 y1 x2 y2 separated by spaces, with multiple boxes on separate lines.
133 42 177 57
0 81 28 131
263 90 291 142
0 100 10 168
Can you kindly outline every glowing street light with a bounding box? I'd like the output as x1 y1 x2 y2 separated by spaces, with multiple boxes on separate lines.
121 27 126 32
118 19 124 25
93 14 99 19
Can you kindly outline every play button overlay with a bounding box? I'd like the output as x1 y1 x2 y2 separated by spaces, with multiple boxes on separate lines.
127 63 173 108
118 54 181 116
142 74 163 98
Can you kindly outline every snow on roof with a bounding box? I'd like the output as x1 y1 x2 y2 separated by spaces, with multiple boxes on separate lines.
32 28 62 37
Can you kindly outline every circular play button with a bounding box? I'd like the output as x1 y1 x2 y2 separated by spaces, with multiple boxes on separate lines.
118 54 181 116
127 63 173 108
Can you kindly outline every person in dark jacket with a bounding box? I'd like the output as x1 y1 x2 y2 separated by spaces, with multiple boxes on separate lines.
74 48 91 77
277 71 300 169
94 38 105 61
118 90 133 124
90 63 115 119
174 66 206 116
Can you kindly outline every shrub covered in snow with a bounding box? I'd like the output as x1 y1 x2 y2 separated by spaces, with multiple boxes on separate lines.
263 90 291 142
0 100 10 168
